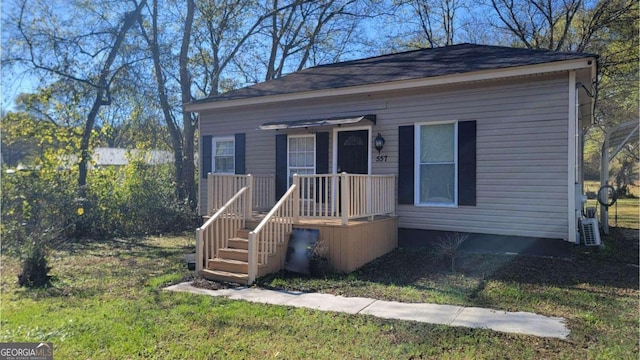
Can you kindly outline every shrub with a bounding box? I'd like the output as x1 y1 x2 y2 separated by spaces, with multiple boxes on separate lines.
2 152 199 286
17 240 52 287
1 168 77 287
431 232 469 273
75 157 198 239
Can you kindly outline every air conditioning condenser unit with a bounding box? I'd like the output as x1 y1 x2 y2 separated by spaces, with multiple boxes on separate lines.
580 218 601 246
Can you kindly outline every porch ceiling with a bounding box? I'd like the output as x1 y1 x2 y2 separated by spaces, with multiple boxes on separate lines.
257 114 376 130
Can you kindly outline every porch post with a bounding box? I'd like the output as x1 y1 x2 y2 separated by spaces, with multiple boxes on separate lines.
390 175 396 216
195 228 203 272
245 174 254 220
341 172 349 225
600 139 609 234
293 174 300 223
207 174 214 215
367 176 373 221
247 232 257 285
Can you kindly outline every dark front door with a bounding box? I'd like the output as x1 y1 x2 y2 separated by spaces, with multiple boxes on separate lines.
337 129 369 174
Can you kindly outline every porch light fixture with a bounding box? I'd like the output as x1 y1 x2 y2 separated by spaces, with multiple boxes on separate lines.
374 133 385 154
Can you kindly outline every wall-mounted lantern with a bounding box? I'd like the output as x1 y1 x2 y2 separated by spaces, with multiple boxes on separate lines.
374 133 385 154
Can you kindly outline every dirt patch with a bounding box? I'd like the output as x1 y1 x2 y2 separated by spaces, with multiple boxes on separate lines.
191 278 239 290
258 227 639 305
457 227 639 290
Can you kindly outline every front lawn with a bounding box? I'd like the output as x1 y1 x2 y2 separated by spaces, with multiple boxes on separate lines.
259 227 639 358
1 228 638 359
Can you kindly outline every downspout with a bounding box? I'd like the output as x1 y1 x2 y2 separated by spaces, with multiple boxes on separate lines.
567 71 578 244
574 73 597 240
574 82 587 243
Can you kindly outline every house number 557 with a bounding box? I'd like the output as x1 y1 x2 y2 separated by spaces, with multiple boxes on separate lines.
375 155 388 162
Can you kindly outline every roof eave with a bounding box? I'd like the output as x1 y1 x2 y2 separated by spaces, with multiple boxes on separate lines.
185 57 596 112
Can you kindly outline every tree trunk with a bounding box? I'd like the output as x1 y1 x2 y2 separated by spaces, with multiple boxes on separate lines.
77 0 147 191
180 0 196 208
141 0 193 204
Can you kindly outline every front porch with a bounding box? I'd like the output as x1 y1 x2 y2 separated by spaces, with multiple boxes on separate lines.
196 173 397 285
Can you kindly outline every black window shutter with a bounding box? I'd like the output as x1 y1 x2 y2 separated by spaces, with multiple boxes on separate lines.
202 135 212 179
315 132 330 203
275 134 288 198
458 121 477 206
398 126 415 204
315 132 329 174
234 133 246 174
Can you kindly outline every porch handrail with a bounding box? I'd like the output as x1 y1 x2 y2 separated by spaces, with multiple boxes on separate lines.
196 186 250 273
247 183 299 284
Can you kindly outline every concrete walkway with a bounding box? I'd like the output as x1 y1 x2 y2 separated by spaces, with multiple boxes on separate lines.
165 282 569 339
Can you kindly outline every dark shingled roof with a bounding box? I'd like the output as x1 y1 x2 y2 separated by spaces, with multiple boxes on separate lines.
191 43 595 104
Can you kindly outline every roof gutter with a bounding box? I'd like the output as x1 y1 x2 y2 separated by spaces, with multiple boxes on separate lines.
185 58 596 112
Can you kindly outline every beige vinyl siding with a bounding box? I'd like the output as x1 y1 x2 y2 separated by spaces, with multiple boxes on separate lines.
198 98 384 214
385 76 570 239
199 74 570 239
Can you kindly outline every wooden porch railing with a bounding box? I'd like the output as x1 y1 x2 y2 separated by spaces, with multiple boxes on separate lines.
347 174 396 219
293 173 395 225
207 174 251 215
196 186 250 272
247 184 299 283
199 173 394 283
206 173 394 225
253 175 275 211
206 174 274 215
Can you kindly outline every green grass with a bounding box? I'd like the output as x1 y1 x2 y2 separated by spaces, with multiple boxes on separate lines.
584 180 639 229
2 229 638 359
259 227 639 358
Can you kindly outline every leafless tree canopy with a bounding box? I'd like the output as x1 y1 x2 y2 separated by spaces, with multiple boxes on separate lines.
2 0 637 199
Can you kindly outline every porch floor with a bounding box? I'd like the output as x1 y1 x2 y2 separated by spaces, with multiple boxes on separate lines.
250 212 393 227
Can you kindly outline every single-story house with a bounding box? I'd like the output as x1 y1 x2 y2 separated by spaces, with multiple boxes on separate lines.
91 147 174 167
5 148 174 173
186 43 597 284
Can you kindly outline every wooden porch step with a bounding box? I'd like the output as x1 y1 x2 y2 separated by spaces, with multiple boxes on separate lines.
200 269 249 285
235 224 275 239
218 248 248 262
228 237 249 250
245 219 262 229
208 258 248 273
236 228 251 239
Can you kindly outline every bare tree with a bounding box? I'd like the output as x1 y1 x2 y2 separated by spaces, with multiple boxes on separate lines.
262 0 364 81
384 0 470 49
4 0 148 190
192 0 263 97
138 0 305 206
137 0 371 205
137 0 194 203
413 0 466 47
488 0 583 51
571 0 637 52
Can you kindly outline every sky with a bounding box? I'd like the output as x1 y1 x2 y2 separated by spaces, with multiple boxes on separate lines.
0 0 511 114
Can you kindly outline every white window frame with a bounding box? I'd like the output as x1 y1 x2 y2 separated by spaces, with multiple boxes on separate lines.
287 134 315 186
414 121 458 207
212 137 235 174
